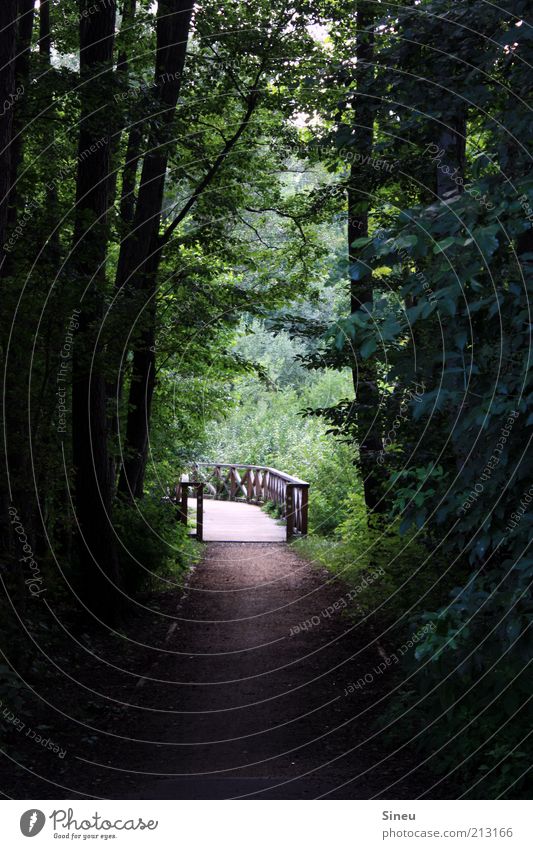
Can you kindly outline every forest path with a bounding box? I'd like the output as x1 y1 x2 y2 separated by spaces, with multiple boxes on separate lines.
91 542 430 799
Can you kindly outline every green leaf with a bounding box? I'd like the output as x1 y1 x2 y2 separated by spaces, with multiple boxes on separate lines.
455 330 468 350
433 236 456 253
360 337 377 358
476 228 499 258
440 297 457 316
394 234 418 250
349 261 371 281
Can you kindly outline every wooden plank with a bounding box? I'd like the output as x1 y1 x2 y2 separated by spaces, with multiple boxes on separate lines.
202 500 285 542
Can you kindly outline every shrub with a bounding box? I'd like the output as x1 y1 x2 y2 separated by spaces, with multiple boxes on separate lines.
113 498 199 594
296 491 454 634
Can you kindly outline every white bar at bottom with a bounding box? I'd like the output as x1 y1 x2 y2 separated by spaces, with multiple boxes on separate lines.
2 799 531 848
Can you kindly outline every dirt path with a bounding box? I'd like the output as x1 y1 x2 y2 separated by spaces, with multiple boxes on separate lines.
82 542 431 799
6 542 437 799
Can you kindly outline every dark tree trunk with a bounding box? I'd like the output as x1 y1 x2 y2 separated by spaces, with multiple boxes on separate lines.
434 110 467 471
71 0 121 622
107 0 137 211
6 0 35 230
115 0 193 298
117 0 136 72
0 2 39 595
120 288 157 498
106 0 138 488
39 0 60 264
0 0 18 558
117 0 194 498
348 1 384 516
0 0 17 263
39 0 52 59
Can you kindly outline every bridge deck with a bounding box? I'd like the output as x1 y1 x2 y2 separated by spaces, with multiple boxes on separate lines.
198 499 286 542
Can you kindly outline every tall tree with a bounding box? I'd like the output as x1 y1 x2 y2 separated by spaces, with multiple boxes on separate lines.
116 0 194 498
38 0 52 60
6 0 35 230
107 0 137 212
0 0 18 560
0 0 17 263
347 1 384 515
71 0 121 622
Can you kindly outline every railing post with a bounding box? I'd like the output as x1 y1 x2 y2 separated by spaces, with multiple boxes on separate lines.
286 484 294 540
196 483 203 542
179 484 188 527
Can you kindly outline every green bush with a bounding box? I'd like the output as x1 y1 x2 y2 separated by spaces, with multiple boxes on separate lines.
296 491 454 631
113 498 199 594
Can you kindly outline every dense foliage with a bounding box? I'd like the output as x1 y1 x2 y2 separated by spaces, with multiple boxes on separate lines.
0 0 531 799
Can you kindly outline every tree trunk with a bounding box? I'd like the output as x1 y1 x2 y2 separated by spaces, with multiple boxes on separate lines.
119 287 157 498
0 2 38 596
0 0 17 263
434 110 467 471
115 0 193 298
6 0 35 230
0 0 18 559
39 0 52 59
106 0 138 488
348 1 384 515
39 0 61 264
107 0 137 211
117 0 194 498
71 0 121 623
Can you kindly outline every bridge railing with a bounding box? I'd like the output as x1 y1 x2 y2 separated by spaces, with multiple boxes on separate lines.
178 462 309 539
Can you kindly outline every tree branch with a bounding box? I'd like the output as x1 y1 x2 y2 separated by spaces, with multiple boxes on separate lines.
244 205 308 244
160 71 264 247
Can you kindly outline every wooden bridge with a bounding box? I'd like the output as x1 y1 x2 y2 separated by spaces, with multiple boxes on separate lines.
175 463 309 543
